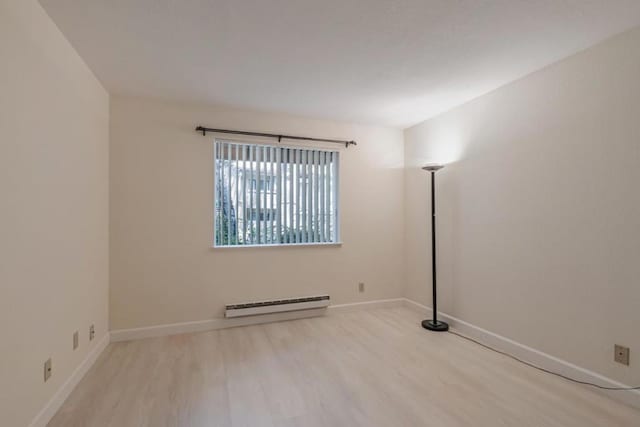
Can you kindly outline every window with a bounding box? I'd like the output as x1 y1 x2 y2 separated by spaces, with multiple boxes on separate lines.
214 141 339 246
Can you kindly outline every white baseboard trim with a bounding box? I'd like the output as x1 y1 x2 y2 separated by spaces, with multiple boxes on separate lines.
110 298 405 342
402 298 640 410
110 309 326 342
28 332 110 427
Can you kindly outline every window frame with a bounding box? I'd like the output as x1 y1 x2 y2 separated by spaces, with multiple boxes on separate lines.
212 138 341 248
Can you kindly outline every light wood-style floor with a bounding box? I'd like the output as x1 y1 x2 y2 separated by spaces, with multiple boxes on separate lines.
49 307 640 427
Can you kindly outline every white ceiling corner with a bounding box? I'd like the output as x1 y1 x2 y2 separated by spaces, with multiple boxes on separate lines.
40 0 640 128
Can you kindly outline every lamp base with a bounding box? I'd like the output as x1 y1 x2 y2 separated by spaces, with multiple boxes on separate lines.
421 319 449 332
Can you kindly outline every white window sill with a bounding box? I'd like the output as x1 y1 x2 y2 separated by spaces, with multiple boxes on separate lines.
211 242 343 249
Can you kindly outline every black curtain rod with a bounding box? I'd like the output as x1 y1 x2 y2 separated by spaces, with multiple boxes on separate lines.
195 126 357 148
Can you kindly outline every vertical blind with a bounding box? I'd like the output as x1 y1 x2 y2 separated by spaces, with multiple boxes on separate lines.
214 141 340 246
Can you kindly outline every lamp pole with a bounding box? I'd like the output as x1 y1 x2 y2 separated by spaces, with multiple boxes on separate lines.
421 164 449 332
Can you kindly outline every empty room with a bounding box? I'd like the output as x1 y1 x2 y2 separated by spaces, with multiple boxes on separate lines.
3 0 640 426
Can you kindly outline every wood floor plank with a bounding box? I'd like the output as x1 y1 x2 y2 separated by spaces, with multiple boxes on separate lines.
48 307 640 427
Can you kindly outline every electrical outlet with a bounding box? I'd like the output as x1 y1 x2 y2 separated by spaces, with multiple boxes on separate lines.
358 282 365 293
73 331 79 350
44 358 52 382
615 345 630 366
89 324 95 341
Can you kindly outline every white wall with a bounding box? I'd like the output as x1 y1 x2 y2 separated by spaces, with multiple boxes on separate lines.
405 27 640 385
6 2 636 421
109 96 404 330
0 1 109 426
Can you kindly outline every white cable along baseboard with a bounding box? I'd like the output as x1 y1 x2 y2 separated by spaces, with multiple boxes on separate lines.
402 298 640 410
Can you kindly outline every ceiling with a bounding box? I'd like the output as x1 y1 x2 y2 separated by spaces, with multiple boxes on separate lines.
41 0 640 128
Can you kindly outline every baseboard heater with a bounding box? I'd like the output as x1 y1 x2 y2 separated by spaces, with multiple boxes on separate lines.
225 295 330 318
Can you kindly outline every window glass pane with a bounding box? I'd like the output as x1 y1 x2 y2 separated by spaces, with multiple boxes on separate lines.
214 141 339 247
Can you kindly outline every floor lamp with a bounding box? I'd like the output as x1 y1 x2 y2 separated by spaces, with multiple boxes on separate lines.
421 164 449 332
